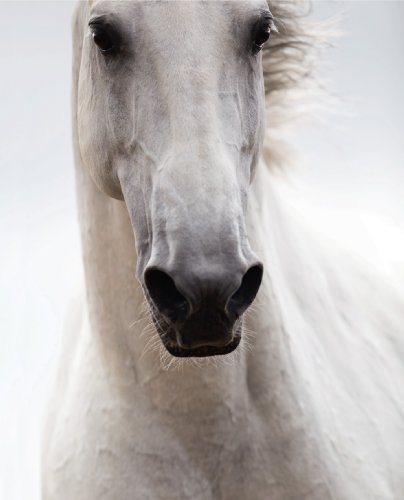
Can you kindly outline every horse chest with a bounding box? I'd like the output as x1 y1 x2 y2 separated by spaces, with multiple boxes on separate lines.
45 377 285 500
45 386 341 500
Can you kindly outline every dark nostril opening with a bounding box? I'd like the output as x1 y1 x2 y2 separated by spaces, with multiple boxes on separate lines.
144 268 189 322
226 264 263 319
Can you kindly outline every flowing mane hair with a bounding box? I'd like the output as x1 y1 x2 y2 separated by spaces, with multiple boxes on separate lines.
263 1 332 168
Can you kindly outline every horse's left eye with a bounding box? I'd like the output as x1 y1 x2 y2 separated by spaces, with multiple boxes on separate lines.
90 25 116 53
254 28 270 50
252 16 273 54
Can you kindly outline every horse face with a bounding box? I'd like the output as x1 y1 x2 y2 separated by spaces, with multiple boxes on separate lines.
77 0 270 357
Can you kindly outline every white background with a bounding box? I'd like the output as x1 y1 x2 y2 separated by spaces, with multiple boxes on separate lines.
0 2 403 498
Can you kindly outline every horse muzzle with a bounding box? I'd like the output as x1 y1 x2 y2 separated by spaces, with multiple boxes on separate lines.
143 263 263 357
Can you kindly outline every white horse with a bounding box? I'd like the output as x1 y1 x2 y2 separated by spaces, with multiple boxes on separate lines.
42 1 404 498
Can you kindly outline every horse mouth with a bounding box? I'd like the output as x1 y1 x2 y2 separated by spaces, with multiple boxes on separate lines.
145 296 243 358
163 335 241 358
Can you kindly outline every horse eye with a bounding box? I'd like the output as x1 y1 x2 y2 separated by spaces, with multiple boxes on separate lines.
252 15 273 54
253 26 271 53
90 25 115 53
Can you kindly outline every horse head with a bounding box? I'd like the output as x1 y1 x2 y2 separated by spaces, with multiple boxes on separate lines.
77 0 271 356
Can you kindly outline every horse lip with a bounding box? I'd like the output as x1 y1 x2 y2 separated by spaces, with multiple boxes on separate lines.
144 296 243 357
164 336 241 358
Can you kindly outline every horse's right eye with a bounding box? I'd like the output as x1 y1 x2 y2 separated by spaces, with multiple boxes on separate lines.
90 25 116 53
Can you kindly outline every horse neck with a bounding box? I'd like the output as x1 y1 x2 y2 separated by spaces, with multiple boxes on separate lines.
74 160 143 377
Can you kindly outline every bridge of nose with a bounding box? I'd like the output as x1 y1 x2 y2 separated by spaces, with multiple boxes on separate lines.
149 190 249 297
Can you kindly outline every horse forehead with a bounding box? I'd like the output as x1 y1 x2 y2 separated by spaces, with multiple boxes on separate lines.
87 1 267 81
88 0 268 33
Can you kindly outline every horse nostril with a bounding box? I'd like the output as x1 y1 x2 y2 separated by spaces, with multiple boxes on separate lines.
144 268 189 322
226 264 263 319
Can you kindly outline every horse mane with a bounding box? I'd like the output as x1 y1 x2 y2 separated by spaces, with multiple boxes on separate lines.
263 1 333 168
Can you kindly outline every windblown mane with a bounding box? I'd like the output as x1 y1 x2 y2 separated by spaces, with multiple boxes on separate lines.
264 1 331 168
